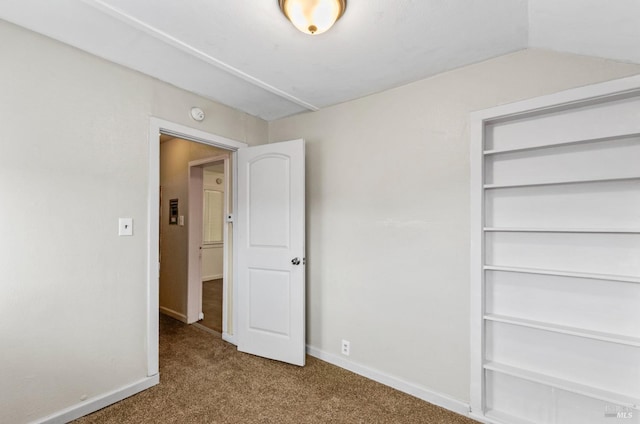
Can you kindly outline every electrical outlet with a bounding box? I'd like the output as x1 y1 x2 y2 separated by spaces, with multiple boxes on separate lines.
118 218 133 236
341 339 350 356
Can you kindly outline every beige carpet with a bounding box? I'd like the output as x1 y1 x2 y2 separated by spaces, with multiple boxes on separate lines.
74 315 478 423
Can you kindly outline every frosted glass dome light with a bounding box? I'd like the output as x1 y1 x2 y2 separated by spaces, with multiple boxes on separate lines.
279 0 347 35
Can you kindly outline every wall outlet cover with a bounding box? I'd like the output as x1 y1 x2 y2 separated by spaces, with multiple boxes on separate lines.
118 218 133 236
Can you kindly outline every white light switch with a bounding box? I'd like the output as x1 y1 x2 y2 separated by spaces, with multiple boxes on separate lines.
178 215 185 226
119 218 133 236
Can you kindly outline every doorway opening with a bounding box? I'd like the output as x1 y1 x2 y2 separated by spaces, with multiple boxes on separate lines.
148 118 249 376
158 135 232 339
199 161 225 334
190 158 229 336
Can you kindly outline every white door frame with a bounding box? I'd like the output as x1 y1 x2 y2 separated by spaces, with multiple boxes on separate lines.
147 118 247 377
187 154 229 325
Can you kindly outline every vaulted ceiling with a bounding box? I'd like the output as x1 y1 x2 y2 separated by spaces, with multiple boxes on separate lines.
1 0 638 120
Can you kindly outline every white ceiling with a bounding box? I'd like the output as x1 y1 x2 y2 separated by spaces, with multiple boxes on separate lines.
1 0 638 121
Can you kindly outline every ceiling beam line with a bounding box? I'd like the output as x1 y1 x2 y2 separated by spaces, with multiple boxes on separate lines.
82 0 320 112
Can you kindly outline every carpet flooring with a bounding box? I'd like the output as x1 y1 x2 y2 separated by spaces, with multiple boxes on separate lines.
201 279 223 333
74 315 478 423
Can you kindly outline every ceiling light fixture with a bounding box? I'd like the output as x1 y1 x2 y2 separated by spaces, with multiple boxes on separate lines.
279 0 347 35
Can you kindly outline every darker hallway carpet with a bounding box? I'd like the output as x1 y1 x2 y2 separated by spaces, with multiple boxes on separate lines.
201 279 223 333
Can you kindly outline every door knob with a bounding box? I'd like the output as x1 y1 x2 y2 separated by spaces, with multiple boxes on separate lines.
291 257 301 265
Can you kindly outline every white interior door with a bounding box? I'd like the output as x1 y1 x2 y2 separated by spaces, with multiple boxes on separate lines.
237 139 305 366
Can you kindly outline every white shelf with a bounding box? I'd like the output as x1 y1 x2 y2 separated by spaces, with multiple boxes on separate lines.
484 314 640 347
481 410 538 424
483 265 640 284
483 132 640 156
484 227 640 234
484 362 640 409
484 175 640 190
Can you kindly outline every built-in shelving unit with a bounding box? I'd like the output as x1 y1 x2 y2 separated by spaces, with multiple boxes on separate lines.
471 80 640 424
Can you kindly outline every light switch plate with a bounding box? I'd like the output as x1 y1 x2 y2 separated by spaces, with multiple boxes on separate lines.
119 218 133 236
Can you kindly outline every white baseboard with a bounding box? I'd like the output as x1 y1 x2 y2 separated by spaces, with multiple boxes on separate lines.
192 322 221 336
159 306 187 323
222 332 237 345
306 346 470 418
202 274 223 281
35 374 159 424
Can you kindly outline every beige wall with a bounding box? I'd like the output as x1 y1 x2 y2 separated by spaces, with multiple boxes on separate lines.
269 49 640 402
159 138 228 319
0 20 266 424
